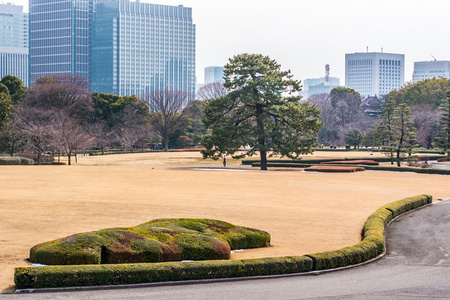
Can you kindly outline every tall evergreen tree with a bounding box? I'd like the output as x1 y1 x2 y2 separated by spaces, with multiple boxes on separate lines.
391 104 417 167
434 91 450 160
201 54 322 170
377 97 397 164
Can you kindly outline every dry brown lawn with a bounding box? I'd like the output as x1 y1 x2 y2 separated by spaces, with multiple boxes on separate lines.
1 151 449 292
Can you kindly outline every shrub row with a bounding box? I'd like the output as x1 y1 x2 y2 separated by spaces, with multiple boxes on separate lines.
251 162 450 175
307 194 432 271
243 155 446 166
0 156 34 165
304 166 365 173
15 195 432 290
321 160 379 166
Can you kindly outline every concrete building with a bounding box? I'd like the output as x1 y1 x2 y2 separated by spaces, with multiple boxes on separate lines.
0 3 28 86
204 66 224 84
90 1 196 102
303 65 340 98
345 51 405 97
412 60 450 83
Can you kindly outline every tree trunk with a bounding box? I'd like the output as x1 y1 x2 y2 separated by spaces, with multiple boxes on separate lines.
164 134 169 152
260 150 267 171
67 152 71 165
396 149 401 167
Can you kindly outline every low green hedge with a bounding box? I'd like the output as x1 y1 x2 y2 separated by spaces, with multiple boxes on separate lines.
30 219 271 266
0 156 34 165
15 256 313 289
15 195 432 290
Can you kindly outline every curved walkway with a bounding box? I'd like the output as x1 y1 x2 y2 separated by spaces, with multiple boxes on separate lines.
7 199 450 299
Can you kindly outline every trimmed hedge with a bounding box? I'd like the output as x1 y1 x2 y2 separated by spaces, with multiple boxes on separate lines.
304 166 365 172
0 156 34 165
243 155 446 166
321 160 379 166
15 195 432 290
15 256 313 289
30 219 271 266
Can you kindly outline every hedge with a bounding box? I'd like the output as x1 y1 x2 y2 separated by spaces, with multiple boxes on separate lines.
243 155 446 166
0 156 34 165
29 219 271 266
304 166 365 173
15 194 432 290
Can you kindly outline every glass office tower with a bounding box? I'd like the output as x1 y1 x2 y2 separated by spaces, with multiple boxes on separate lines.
29 0 89 85
0 3 29 87
90 1 196 102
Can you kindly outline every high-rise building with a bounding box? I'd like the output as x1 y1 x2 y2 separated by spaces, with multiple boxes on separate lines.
303 65 340 98
0 3 29 86
204 66 224 84
412 60 450 83
29 0 90 85
90 1 195 102
345 52 405 97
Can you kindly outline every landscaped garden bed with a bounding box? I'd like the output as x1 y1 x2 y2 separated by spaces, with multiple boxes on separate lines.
320 160 379 166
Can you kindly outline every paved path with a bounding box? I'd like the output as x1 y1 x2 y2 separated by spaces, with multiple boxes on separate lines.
5 200 450 299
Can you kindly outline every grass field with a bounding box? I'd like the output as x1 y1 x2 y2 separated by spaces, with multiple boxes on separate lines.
1 150 449 292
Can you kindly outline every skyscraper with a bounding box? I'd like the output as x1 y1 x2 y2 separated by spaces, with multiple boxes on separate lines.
0 3 29 86
412 60 450 83
204 66 224 84
90 1 195 101
29 0 90 85
345 52 404 97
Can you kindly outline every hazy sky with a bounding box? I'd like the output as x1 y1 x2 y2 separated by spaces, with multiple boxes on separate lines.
6 0 450 85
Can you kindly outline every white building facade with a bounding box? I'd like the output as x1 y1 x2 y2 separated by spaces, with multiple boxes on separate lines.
345 52 404 97
412 60 450 83
0 3 28 87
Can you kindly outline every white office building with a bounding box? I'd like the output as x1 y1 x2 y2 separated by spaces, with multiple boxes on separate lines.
412 60 450 83
204 66 224 84
0 3 28 86
345 52 404 97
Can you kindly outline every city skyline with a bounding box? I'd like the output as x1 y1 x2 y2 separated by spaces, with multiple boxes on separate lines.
4 0 450 86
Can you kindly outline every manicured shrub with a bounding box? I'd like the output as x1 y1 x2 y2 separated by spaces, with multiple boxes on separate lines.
0 156 21 165
15 256 313 289
304 166 365 172
321 160 379 165
29 219 271 266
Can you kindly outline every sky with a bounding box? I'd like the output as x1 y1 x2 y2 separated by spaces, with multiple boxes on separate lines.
5 0 450 86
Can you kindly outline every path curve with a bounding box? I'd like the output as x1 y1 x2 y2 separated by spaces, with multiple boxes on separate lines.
7 199 450 299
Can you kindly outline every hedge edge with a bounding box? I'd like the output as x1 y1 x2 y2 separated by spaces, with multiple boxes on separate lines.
14 194 432 290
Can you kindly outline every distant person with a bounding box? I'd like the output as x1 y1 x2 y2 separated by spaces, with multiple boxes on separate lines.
223 155 227 167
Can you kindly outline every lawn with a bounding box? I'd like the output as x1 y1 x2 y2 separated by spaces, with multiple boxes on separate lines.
1 150 448 292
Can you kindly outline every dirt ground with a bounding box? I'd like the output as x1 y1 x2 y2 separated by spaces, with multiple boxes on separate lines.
1 151 449 292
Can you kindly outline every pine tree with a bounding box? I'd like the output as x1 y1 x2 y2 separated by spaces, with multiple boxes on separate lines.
434 91 450 160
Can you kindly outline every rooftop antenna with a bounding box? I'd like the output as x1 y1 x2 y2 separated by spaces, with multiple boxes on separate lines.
431 55 437 61
366 46 368 53
381 47 383 53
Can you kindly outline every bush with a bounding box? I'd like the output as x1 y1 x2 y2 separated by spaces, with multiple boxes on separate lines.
29 219 271 265
51 162 66 165
304 166 365 172
437 157 448 162
15 256 313 289
321 160 379 166
0 156 34 165
0 157 21 165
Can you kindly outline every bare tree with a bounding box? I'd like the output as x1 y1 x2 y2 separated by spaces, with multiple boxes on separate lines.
89 121 113 155
143 90 189 151
15 105 54 164
23 74 94 121
197 82 228 101
52 111 92 165
114 102 150 153
410 104 440 149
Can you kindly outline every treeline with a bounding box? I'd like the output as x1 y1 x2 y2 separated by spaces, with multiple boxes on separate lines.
309 79 450 162
0 74 207 164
